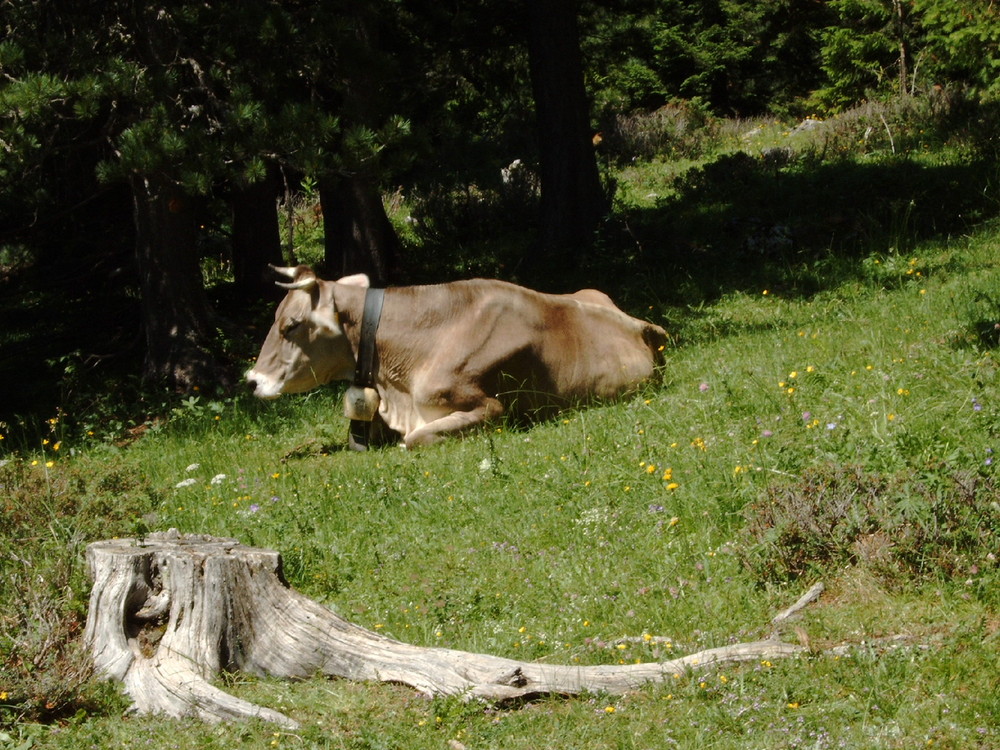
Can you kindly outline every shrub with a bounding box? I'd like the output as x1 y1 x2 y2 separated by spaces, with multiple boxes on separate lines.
740 463 999 596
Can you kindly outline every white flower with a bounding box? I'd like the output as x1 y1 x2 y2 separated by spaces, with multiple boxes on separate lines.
210 474 227 485
185 463 200 472
175 478 197 488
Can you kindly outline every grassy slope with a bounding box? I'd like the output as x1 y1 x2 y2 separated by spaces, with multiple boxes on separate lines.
3 220 998 748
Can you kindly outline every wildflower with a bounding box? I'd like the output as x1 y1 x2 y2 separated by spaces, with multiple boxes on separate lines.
662 468 673 480
248 503 261 513
210 474 227 485
646 464 657 474
45 461 54 468
271 472 281 479
669 516 680 526
761 430 773 438
185 463 200 472
604 706 616 714
787 702 800 709
53 442 61 451
666 483 680 491
789 371 798 379
691 437 707 451
175 478 197 488
699 382 710 392
973 398 983 412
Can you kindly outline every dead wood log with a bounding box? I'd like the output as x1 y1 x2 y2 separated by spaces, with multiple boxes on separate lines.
84 531 815 728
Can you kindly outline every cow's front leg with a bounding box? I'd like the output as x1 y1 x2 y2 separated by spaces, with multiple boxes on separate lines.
403 398 504 448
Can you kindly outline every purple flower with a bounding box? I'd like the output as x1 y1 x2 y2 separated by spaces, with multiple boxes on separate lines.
761 430 773 438
826 422 837 430
973 398 983 412
699 382 710 392
802 412 811 422
248 503 261 513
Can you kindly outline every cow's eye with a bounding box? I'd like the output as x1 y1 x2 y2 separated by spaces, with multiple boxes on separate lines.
282 320 302 337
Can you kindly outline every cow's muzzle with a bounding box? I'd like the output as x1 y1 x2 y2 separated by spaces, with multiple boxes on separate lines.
245 369 282 400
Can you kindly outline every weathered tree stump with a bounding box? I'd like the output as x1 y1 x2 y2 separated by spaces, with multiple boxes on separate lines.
84 531 820 728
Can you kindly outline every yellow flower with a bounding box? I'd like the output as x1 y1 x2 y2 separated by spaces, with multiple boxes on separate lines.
669 516 680 526
662 468 673 480
46 461 54 468
604 705 616 714
271 472 281 479
646 464 657 474
787 702 800 709
789 371 798 379
666 483 680 491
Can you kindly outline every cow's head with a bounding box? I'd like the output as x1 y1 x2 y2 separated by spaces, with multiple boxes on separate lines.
245 265 369 399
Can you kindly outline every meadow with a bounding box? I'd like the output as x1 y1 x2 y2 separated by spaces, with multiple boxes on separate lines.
2 106 1000 748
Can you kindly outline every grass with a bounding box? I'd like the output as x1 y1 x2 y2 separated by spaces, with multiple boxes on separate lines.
3 104 1000 748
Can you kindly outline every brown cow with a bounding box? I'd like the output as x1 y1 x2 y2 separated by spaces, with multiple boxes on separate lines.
246 265 667 448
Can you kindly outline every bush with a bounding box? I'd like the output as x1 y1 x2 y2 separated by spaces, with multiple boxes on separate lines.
603 100 721 163
740 463 1000 597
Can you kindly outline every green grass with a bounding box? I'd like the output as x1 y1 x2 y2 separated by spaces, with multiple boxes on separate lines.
3 222 999 748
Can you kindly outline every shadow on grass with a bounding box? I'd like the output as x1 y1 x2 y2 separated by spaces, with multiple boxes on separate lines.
587 151 1000 310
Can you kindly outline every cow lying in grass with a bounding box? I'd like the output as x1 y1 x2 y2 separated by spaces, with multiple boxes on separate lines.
246 265 667 448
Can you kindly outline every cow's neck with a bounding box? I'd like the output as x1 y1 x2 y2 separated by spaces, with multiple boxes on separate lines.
330 282 380 368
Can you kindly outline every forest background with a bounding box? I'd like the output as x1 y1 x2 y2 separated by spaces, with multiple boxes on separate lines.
3 0 999 423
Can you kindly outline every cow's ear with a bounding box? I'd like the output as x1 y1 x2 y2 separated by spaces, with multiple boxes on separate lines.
335 273 370 288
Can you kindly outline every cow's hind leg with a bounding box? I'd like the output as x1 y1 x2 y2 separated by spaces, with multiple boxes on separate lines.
403 398 504 448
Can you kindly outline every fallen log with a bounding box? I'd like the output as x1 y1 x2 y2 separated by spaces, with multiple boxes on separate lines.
84 531 818 728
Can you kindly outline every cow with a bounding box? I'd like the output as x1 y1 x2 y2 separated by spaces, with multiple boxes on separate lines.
246 265 667 448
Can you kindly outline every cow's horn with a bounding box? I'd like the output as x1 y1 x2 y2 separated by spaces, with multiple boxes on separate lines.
271 264 317 291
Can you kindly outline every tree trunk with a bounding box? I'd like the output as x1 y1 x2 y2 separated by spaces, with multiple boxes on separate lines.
131 173 222 390
320 174 400 286
526 0 607 282
231 167 284 303
85 532 817 728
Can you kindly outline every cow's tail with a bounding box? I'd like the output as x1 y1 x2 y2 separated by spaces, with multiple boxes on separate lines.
643 323 669 372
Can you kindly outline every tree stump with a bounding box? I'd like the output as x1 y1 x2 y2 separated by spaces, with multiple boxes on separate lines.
85 531 818 728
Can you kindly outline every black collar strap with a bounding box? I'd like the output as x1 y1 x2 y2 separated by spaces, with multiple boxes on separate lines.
354 287 385 388
348 287 386 452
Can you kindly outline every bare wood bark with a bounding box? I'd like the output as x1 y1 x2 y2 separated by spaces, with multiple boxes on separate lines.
85 532 815 728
